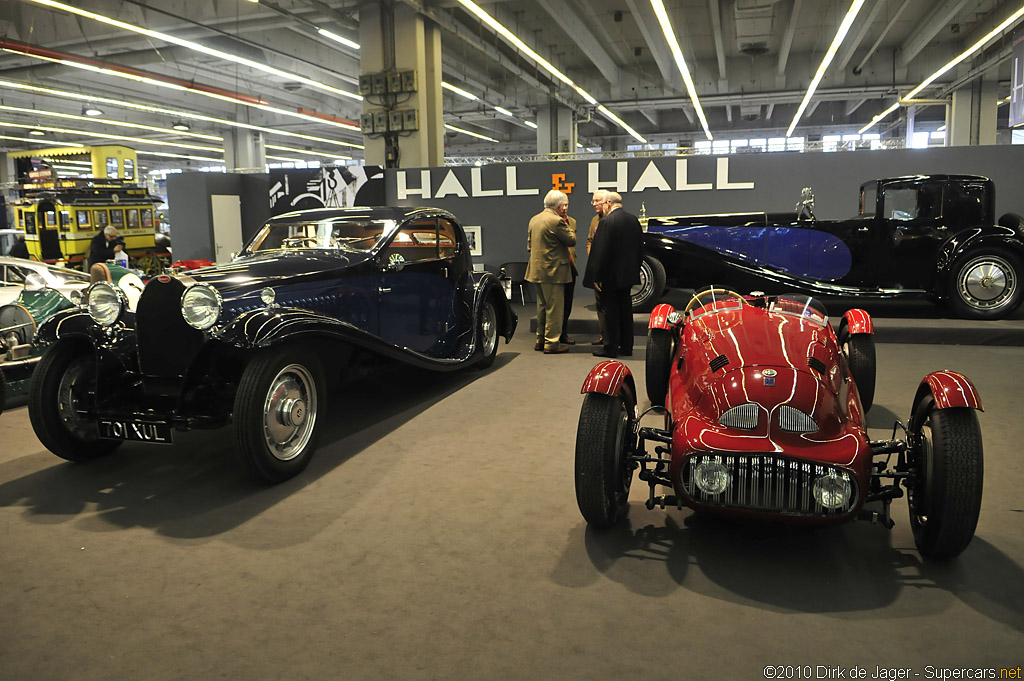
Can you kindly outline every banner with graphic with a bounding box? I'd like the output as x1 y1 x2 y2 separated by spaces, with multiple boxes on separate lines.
268 165 385 216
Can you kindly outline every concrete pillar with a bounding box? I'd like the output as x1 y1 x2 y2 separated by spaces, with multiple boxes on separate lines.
360 2 444 168
536 101 577 155
224 130 265 172
948 77 999 146
905 105 916 147
0 153 14 185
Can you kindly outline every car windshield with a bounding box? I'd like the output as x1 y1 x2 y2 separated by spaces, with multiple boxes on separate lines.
44 265 90 284
768 295 828 326
246 218 396 254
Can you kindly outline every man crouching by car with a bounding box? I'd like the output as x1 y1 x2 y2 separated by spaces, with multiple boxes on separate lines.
88 226 124 269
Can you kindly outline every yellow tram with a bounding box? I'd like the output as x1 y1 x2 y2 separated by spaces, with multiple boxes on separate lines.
9 145 167 273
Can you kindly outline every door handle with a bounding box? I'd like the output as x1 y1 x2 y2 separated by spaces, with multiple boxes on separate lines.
378 287 392 294
857 226 869 232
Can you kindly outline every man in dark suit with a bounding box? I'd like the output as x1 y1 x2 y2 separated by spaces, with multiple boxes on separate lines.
583 192 644 358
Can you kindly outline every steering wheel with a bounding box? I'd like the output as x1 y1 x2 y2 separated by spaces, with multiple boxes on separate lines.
683 288 747 314
281 236 318 248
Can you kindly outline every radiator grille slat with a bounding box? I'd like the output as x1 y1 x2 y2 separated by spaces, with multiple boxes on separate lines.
682 454 856 517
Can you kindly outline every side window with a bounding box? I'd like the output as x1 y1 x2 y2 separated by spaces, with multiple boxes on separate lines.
859 187 876 216
110 209 124 227
944 183 986 227
882 186 916 221
6 265 26 284
95 210 109 228
437 219 459 258
60 210 72 231
916 184 942 219
77 211 91 228
385 219 438 264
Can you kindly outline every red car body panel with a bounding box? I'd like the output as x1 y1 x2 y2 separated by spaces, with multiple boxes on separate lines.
659 298 873 523
842 308 874 335
921 370 983 411
582 360 634 397
648 303 675 330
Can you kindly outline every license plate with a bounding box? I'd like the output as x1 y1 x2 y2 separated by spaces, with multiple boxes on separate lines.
99 419 174 444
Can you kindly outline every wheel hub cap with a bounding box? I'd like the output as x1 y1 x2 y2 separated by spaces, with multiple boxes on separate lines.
263 364 316 461
960 256 1014 309
278 397 306 427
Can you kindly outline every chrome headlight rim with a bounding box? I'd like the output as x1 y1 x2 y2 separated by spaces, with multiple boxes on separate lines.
86 281 126 327
180 283 223 330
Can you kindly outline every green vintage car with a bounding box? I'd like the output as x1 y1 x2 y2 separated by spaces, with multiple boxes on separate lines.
1 288 76 414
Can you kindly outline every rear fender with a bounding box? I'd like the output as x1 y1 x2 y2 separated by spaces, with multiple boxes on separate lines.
910 370 983 428
581 360 636 400
840 308 873 335
649 303 676 331
934 226 1024 295
473 272 517 342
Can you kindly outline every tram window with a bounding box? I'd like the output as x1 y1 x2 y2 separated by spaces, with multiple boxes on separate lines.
106 157 119 179
95 210 109 228
77 211 90 227
110 209 124 226
142 209 153 228
124 160 135 180
24 213 36 235
45 211 56 227
60 211 71 231
127 209 139 228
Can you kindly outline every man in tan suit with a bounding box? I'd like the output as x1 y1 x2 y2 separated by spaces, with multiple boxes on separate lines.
526 190 576 354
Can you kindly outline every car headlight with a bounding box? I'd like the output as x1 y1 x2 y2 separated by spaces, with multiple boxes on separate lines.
693 456 731 495
87 282 125 327
181 284 222 330
812 471 853 509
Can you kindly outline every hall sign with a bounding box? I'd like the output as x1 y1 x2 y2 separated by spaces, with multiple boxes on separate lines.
395 157 755 200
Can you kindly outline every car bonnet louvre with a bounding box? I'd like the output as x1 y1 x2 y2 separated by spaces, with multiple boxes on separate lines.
807 356 828 374
709 354 730 372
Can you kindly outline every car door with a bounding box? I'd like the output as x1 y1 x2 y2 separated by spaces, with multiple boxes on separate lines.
377 217 460 356
878 181 947 288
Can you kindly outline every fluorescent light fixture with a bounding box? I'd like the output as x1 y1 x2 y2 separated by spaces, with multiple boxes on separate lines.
172 121 191 131
649 0 712 140
445 123 499 143
596 106 647 144
83 105 103 116
28 129 45 135
136 150 223 162
442 82 479 101
0 121 222 152
266 144 351 160
317 28 359 50
0 79 363 150
938 124 947 131
494 106 514 117
0 103 221 140
25 0 362 101
0 133 84 146
524 120 538 129
856 101 897 133
454 0 645 143
862 3 1024 131
787 0 866 137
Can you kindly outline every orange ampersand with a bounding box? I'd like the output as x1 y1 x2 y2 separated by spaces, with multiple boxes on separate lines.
551 173 575 194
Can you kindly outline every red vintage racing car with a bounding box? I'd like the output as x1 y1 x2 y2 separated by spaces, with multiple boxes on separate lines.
574 288 984 559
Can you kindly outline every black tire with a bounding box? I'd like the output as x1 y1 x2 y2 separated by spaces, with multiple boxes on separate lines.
631 256 667 313
840 327 875 412
907 405 984 559
997 212 1024 230
233 346 325 483
474 298 499 370
574 388 636 528
28 342 122 462
946 250 1022 319
645 329 672 406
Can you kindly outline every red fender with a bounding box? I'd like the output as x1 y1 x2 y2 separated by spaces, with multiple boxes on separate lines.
842 308 873 335
649 304 676 331
917 370 983 411
581 360 634 397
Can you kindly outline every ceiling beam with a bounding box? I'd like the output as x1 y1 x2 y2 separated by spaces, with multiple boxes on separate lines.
845 98 868 115
534 0 621 86
852 0 912 75
776 0 804 78
836 0 887 72
898 0 971 68
623 0 674 85
709 0 727 81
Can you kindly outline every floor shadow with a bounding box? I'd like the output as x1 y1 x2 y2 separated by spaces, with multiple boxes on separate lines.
562 507 1024 628
0 353 517 542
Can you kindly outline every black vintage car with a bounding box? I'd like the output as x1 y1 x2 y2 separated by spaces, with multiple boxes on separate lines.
632 174 1024 319
28 207 516 482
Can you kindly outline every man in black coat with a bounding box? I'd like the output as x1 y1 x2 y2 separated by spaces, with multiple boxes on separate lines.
88 226 123 268
583 191 644 358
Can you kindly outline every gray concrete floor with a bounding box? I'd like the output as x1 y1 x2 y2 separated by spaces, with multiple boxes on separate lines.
2 295 1023 680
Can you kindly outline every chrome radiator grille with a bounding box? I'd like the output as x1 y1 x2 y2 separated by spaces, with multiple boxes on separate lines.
681 454 857 517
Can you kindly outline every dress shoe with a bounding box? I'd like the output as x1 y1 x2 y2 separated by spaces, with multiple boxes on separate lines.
559 337 576 345
534 341 543 351
590 337 604 346
544 345 570 354
592 349 617 358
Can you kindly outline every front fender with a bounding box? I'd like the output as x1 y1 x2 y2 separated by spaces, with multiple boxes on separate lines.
473 271 517 342
649 303 676 330
911 370 983 427
581 360 636 399
841 308 873 335
935 225 1024 294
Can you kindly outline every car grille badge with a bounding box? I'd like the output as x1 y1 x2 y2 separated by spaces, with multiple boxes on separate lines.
762 368 777 386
